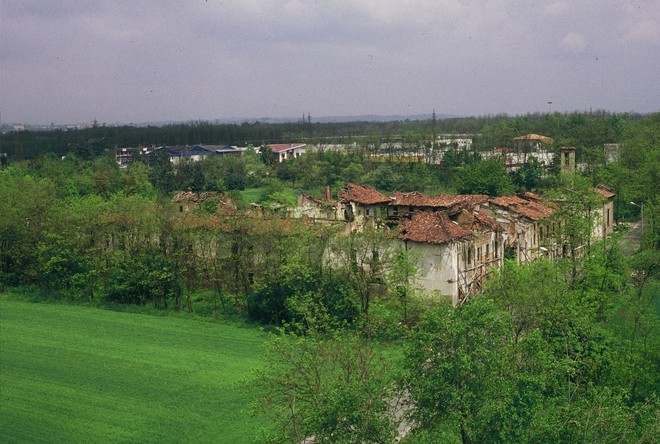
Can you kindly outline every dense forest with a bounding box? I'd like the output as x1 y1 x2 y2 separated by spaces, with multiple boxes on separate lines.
1 112 658 442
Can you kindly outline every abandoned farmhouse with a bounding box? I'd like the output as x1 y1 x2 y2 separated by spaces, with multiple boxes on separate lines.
174 179 618 307
293 181 615 305
151 133 618 306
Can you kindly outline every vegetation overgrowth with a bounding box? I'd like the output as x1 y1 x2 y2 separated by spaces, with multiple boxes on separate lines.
0 111 658 442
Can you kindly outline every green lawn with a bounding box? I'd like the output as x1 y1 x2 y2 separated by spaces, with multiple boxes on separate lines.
0 299 266 443
239 188 265 204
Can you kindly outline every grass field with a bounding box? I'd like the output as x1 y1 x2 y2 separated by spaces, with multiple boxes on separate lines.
0 298 266 443
239 188 265 204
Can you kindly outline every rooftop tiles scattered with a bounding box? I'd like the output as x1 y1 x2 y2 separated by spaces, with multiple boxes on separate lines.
489 194 554 221
399 212 471 244
339 182 391 205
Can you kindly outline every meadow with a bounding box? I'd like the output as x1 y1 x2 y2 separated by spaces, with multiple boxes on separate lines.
0 298 266 443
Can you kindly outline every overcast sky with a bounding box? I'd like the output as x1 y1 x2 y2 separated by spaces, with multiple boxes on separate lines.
1 0 659 124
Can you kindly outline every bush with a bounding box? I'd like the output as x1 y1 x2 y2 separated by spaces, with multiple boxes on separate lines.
103 251 182 309
247 274 359 330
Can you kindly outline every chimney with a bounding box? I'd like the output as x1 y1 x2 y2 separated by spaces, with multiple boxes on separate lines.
325 186 332 201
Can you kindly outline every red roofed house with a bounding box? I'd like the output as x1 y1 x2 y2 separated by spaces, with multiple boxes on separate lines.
268 143 307 162
338 182 391 230
453 208 505 295
399 212 470 304
398 209 504 305
595 184 616 238
292 183 613 302
294 189 341 222
388 192 489 220
484 193 557 262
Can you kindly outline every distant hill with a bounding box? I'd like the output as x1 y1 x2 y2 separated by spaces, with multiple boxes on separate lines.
3 113 460 129
310 113 458 123
134 113 458 127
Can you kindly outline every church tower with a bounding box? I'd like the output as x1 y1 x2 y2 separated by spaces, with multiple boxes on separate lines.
560 146 576 174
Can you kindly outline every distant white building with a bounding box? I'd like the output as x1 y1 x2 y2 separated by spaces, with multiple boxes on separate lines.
436 134 476 149
604 144 621 163
115 147 149 167
513 133 555 151
268 143 306 162
482 148 554 172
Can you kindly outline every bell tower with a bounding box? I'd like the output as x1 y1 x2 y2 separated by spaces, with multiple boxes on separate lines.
560 146 576 174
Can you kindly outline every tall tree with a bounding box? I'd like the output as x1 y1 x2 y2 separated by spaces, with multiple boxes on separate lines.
513 157 544 192
146 149 176 193
327 228 394 318
403 299 520 443
546 174 603 276
0 171 57 286
259 144 276 167
251 330 399 443
454 157 515 196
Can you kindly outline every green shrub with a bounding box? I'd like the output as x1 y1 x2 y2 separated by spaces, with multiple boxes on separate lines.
103 251 182 309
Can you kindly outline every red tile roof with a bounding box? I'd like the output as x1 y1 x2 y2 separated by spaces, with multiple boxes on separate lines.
454 209 501 232
519 192 544 203
268 143 306 153
339 183 391 205
389 192 488 209
399 212 471 244
472 210 501 231
490 195 554 221
595 184 616 199
455 194 489 206
390 191 456 207
513 133 554 143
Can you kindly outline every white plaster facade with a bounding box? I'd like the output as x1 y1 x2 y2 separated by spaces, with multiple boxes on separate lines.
400 239 462 305
294 192 341 221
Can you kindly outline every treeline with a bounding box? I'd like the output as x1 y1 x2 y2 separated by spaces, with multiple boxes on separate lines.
1 111 648 160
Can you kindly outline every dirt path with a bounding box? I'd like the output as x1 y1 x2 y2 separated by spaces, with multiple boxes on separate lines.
619 221 643 256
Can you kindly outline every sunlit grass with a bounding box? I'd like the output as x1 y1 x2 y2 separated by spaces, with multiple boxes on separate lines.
239 187 265 204
0 299 266 443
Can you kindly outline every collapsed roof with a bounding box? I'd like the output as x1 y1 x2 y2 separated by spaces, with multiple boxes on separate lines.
399 212 471 244
338 182 391 205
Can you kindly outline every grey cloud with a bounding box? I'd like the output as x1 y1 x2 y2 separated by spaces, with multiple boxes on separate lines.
1 0 658 124
559 32 587 54
1 0 102 19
